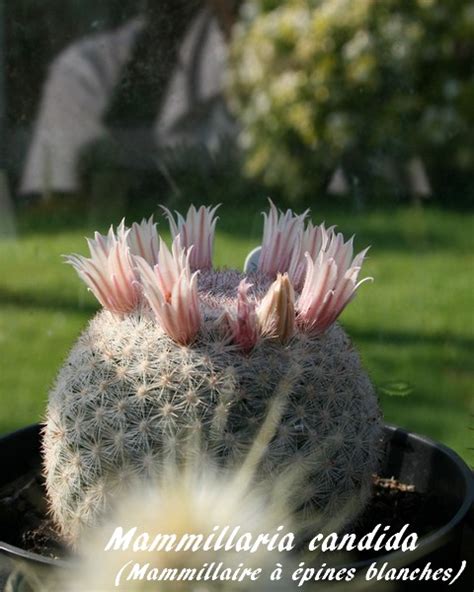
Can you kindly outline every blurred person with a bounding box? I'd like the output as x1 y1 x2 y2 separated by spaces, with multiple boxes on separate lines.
20 0 240 198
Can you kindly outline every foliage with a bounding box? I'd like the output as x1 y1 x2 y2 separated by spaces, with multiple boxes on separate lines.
228 0 474 204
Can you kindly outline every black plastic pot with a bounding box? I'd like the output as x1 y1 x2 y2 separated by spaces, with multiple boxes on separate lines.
0 424 472 590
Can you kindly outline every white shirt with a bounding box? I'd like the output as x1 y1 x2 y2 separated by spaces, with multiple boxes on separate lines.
21 9 234 194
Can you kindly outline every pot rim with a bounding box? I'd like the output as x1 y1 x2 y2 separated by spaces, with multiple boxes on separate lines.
0 423 472 570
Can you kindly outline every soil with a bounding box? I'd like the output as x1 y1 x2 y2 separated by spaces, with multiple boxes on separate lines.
0 470 453 565
351 475 452 562
0 470 66 561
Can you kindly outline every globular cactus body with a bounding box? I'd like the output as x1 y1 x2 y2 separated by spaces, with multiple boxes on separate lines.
43 202 382 544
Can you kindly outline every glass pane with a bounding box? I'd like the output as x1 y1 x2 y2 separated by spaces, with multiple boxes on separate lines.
0 3 472 575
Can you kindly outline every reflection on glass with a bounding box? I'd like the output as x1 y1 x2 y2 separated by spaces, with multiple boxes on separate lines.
21 1 240 200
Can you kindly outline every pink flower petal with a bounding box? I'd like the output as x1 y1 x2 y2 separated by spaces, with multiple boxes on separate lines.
135 242 202 345
162 204 220 271
222 279 259 352
119 216 159 266
65 226 140 315
258 199 308 278
296 237 372 334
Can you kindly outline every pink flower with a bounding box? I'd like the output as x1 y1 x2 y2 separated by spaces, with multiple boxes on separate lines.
66 226 140 315
296 233 372 334
162 204 220 271
222 279 259 352
257 273 296 344
151 236 190 300
287 221 334 290
119 217 159 266
135 238 201 345
258 200 308 279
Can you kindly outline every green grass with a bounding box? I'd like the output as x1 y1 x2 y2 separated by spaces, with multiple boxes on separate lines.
0 199 472 465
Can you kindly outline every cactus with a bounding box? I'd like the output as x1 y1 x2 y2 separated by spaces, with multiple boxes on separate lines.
43 201 382 545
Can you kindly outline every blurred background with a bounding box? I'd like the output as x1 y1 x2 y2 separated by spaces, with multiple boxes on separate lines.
0 0 472 462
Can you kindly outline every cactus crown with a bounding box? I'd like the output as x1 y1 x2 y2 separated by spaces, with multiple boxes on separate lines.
66 200 372 346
